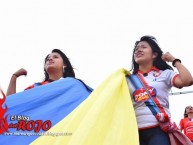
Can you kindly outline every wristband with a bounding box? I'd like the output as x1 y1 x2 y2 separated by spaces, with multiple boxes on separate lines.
172 59 181 67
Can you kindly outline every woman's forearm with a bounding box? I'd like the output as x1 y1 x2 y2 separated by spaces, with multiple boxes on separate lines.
6 74 17 96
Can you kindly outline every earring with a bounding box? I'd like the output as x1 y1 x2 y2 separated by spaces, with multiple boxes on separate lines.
63 66 65 73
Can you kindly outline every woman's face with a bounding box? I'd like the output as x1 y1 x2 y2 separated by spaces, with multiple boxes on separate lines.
186 106 193 114
45 52 65 72
134 41 157 65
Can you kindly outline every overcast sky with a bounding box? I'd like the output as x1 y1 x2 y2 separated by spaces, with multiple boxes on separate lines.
0 0 193 124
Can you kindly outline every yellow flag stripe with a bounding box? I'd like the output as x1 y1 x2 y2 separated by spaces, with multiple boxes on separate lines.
31 68 139 145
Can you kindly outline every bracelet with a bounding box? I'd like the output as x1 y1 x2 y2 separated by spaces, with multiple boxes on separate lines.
13 74 18 77
172 59 181 67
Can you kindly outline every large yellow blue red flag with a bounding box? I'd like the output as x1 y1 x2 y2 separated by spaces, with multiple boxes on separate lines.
31 68 139 145
0 69 139 145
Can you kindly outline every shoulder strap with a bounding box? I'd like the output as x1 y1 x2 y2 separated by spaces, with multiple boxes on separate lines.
135 73 169 121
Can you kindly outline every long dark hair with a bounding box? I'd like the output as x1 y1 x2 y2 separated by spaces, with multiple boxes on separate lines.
184 107 188 118
44 49 75 81
131 35 173 74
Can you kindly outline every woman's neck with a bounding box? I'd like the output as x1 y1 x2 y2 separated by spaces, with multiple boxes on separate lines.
139 64 153 73
48 71 63 81
188 113 193 118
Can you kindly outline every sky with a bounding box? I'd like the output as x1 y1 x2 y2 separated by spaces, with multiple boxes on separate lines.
0 0 193 125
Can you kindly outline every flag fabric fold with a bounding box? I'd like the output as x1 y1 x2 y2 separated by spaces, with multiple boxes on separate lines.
31 68 139 145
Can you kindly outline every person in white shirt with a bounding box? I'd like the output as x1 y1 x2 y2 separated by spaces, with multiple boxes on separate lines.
127 35 193 145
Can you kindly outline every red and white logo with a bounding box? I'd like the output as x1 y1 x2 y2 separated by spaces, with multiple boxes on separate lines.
0 88 9 134
133 86 157 102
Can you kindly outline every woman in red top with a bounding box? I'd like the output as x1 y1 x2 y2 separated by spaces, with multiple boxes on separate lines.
179 105 193 142
6 49 75 96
